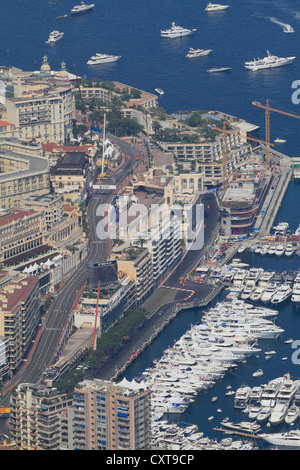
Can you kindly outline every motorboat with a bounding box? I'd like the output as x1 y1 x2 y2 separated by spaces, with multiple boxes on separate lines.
220 420 261 434
269 401 289 425
205 3 230 11
71 2 95 14
253 369 264 378
275 244 285 256
260 430 300 449
234 386 251 408
276 376 298 402
206 67 231 73
87 54 121 65
248 405 261 420
271 284 292 304
45 30 64 43
274 138 287 143
283 25 295 33
186 47 212 58
285 244 294 256
291 281 300 304
285 405 299 425
160 22 196 38
245 51 296 71
260 245 269 256
259 271 274 287
272 221 289 235
155 88 164 95
250 286 265 302
240 286 255 300
245 268 264 287
267 244 277 255
257 407 271 423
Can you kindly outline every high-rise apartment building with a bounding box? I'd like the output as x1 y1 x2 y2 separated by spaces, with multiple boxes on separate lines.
9 383 72 450
69 378 151 450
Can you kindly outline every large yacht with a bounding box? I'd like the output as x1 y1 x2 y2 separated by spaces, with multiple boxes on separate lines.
71 2 95 14
205 3 230 11
87 53 121 65
244 50 296 71
160 22 196 38
186 47 212 58
260 283 278 303
292 279 300 304
271 284 292 304
260 430 300 448
46 30 64 44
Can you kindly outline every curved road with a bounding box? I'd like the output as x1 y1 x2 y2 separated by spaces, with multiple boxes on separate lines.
0 138 140 406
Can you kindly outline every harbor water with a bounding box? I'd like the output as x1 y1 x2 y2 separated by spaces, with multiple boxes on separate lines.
1 0 300 448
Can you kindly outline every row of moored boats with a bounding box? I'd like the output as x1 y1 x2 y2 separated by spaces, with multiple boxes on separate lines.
231 374 300 449
224 262 300 305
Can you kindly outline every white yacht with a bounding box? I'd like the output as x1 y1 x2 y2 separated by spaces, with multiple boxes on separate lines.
240 286 254 300
250 286 265 302
267 244 277 255
269 401 289 425
160 22 196 38
257 406 271 423
155 88 164 95
45 30 64 43
274 138 287 143
285 244 294 256
273 221 289 236
260 245 269 256
87 54 121 65
271 284 292 304
259 271 274 287
260 283 278 303
205 3 230 11
253 368 264 378
260 430 300 449
220 420 260 434
186 48 212 58
71 2 95 14
234 386 251 408
245 51 296 71
283 24 295 34
292 281 300 304
285 405 299 425
206 67 231 73
275 244 285 256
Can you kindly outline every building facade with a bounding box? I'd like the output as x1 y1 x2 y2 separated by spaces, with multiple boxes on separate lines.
0 276 40 380
9 383 72 450
69 378 151 450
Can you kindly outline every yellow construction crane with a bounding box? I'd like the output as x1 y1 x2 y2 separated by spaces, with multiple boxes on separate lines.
212 121 274 192
253 99 300 170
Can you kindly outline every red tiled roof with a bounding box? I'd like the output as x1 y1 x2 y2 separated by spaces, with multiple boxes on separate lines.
0 120 14 127
0 209 36 227
42 142 93 153
0 276 39 313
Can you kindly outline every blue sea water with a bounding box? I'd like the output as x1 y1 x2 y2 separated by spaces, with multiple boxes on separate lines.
2 0 300 448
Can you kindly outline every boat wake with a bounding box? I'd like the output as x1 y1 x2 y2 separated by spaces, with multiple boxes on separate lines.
269 17 294 33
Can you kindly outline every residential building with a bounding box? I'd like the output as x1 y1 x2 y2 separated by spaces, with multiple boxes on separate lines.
0 276 40 380
69 378 151 450
9 383 73 450
50 151 92 200
0 138 50 209
221 166 273 236
111 247 153 304
5 69 73 143
0 209 46 264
